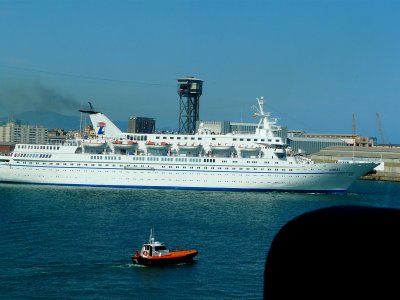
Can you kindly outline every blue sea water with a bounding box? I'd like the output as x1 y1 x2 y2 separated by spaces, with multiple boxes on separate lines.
1 180 400 299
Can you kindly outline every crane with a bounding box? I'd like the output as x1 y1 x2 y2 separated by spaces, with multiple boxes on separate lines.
352 113 357 135
376 112 385 144
352 113 357 147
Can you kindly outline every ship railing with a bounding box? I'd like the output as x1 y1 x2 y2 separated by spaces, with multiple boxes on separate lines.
295 155 313 164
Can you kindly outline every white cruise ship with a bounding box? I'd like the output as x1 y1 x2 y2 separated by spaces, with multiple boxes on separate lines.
0 97 378 193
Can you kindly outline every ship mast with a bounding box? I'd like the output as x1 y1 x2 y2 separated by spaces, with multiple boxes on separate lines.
252 96 280 137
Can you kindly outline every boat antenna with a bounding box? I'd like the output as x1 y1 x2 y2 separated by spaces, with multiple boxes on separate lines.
149 228 155 244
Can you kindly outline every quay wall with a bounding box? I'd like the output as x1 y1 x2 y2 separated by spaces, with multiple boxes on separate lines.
311 146 400 182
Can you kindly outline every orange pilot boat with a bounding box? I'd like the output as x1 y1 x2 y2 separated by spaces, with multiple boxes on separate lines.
131 230 198 266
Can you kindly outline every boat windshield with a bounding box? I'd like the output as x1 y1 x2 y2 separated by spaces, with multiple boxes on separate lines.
154 246 167 251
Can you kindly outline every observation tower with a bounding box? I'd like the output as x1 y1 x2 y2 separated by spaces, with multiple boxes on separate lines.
177 76 203 133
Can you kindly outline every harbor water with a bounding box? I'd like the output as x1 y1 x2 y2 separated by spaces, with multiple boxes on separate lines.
1 180 400 299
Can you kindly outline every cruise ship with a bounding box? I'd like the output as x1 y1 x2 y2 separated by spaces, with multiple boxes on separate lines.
0 97 378 193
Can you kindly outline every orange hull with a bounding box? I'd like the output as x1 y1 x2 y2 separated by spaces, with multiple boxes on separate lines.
131 250 198 266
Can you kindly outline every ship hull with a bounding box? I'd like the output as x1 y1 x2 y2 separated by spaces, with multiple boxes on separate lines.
131 250 198 266
0 155 378 193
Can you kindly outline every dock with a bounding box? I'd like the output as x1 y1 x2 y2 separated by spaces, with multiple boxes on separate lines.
311 146 400 182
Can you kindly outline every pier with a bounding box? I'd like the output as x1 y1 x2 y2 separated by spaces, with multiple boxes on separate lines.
311 146 400 182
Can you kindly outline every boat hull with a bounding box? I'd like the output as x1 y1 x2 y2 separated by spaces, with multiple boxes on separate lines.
0 156 378 193
131 250 198 266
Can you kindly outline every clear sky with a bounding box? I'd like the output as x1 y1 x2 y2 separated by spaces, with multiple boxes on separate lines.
1 0 399 143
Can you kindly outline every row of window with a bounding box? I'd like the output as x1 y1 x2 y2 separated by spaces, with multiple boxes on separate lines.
16 145 60 150
89 155 211 163
16 161 295 172
135 135 280 143
91 155 122 161
17 168 311 184
14 153 52 158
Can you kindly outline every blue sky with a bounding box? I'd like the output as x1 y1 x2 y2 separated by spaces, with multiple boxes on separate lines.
0 0 399 143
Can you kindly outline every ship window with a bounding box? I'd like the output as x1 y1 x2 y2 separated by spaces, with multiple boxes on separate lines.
155 246 167 251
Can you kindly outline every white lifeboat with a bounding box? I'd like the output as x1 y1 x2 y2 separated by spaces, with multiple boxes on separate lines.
112 140 138 151
210 144 235 157
146 141 171 155
176 143 203 156
81 140 107 152
238 145 261 158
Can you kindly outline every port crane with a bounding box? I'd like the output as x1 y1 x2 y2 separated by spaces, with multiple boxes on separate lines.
376 112 385 144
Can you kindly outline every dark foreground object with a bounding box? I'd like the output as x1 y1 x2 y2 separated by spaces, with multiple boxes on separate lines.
264 205 400 298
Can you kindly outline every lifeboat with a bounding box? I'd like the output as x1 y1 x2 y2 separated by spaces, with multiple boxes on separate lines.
176 143 203 157
145 141 171 155
131 230 198 267
209 144 235 157
112 139 138 151
81 140 107 152
238 145 261 158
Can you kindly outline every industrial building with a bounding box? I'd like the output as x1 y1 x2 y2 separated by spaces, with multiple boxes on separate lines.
286 131 375 155
297 132 375 147
287 136 346 155
128 117 155 134
196 120 288 140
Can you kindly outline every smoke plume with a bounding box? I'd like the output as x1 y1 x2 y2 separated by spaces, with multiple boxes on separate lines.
0 81 80 115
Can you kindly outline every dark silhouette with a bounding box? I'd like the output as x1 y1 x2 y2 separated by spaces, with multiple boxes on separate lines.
264 205 400 299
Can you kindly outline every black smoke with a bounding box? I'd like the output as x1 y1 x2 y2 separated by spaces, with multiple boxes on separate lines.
0 81 80 115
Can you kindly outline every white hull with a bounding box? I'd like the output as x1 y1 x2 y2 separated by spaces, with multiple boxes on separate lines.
0 153 376 193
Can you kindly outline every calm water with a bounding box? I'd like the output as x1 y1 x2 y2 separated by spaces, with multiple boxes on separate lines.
1 180 400 299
